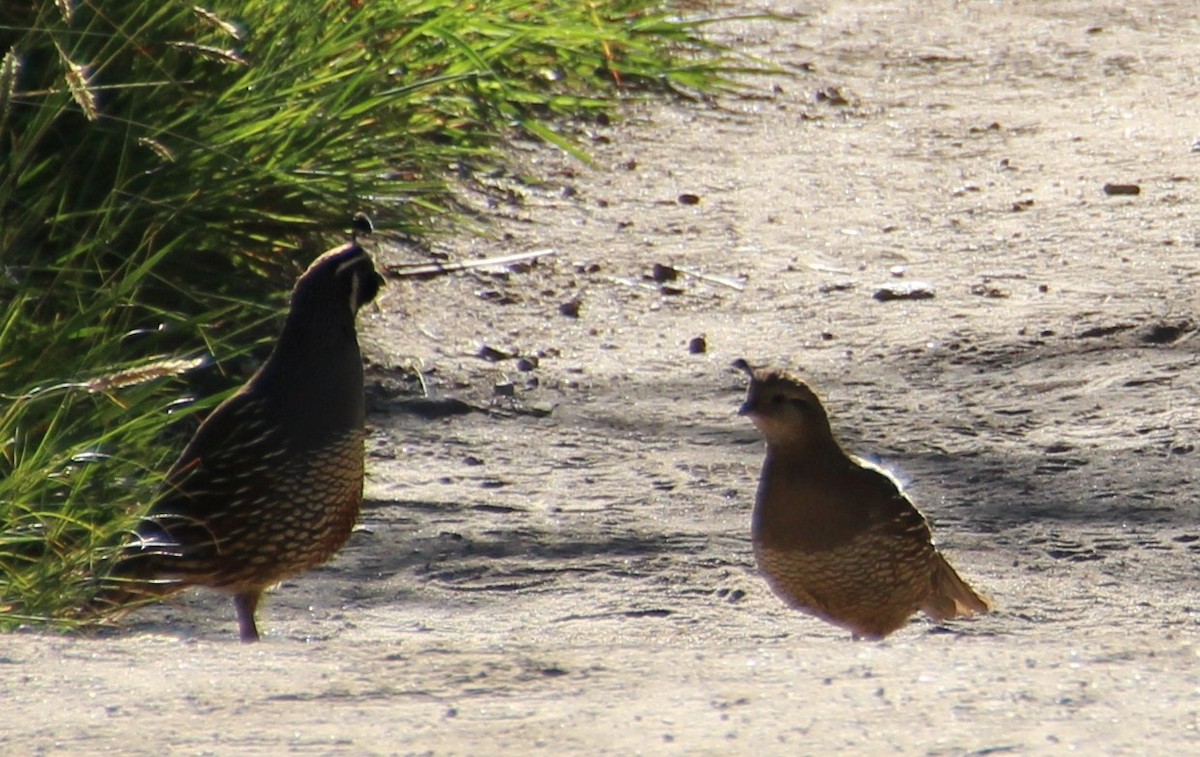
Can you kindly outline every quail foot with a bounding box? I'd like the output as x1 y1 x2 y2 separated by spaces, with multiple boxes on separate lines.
96 241 384 642
733 359 990 640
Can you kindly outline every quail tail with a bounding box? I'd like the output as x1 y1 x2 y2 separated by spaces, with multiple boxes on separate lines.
921 553 991 621
87 574 178 621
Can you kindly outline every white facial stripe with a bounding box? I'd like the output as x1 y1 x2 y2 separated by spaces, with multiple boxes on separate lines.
348 270 361 315
333 252 366 277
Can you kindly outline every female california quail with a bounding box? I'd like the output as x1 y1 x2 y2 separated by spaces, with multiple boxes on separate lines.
733 359 990 640
99 241 384 642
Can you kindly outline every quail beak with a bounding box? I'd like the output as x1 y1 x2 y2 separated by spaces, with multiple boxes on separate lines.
737 392 760 417
733 359 757 417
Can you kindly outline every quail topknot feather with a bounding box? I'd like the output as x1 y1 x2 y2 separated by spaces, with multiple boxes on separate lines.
96 241 384 642
734 359 990 640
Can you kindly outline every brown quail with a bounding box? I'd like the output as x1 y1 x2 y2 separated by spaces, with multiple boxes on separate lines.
98 241 384 642
733 359 990 640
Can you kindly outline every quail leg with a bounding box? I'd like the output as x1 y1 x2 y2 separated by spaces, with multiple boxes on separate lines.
233 591 262 643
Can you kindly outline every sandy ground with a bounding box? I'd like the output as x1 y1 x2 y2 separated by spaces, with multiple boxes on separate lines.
7 1 1200 754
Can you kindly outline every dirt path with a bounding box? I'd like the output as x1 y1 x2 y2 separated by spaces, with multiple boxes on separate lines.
7 1 1200 754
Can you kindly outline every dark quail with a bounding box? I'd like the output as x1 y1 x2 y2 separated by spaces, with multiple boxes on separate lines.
734 359 990 640
98 241 384 642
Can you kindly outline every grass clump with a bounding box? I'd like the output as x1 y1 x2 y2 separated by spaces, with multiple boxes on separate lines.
0 0 746 630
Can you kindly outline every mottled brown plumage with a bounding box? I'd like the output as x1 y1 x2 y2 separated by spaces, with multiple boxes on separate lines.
99 241 383 642
734 359 990 639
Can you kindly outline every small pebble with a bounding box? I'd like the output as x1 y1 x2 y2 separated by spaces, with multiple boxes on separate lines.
688 336 707 354
559 298 582 318
970 283 1009 298
493 382 515 398
1102 182 1140 196
651 263 679 282
477 344 514 361
873 282 936 302
815 86 849 105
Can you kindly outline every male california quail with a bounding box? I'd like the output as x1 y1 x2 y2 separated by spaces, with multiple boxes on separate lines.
733 359 990 639
98 241 384 642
